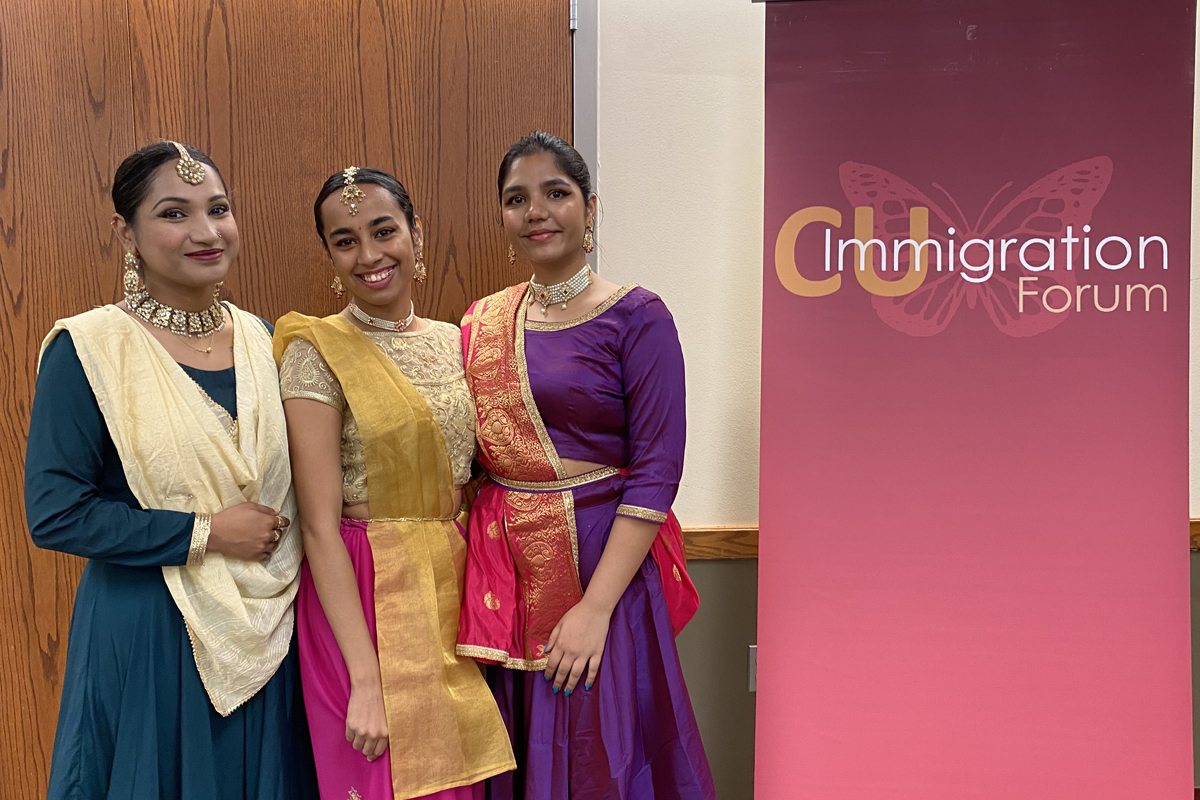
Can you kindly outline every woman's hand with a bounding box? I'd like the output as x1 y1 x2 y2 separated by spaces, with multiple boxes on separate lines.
346 679 389 762
208 503 287 563
543 515 658 695
543 598 612 695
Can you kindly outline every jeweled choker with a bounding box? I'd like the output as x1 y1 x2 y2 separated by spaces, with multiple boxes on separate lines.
349 298 415 332
528 264 592 314
126 285 225 337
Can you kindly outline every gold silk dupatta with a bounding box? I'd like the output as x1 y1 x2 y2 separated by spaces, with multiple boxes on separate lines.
39 304 302 716
273 312 514 800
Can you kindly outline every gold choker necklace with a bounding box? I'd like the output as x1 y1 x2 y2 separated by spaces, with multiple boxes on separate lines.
126 281 225 337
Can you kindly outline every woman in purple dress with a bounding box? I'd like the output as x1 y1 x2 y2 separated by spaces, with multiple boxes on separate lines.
456 132 716 799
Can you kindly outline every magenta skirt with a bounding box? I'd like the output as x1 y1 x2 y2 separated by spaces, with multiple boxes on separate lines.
297 517 483 800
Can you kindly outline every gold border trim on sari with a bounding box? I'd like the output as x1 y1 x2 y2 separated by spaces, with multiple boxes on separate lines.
455 644 549 672
488 466 620 493
564 491 580 580
523 284 639 331
514 295 566 478
616 504 669 523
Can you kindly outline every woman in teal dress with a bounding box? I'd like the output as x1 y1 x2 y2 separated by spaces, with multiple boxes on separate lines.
24 141 317 799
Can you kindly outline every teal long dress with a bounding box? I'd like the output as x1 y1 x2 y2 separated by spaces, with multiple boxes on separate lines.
24 328 317 800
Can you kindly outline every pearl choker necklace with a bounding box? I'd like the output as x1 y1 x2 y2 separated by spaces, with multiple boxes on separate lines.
126 285 225 337
528 265 592 314
349 299 415 332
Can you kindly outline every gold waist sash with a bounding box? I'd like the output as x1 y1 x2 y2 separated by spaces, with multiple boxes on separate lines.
487 466 620 493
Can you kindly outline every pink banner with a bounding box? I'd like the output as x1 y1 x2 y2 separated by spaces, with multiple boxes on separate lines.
757 2 1195 798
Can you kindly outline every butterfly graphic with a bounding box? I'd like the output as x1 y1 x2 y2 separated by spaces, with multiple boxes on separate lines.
839 156 1113 337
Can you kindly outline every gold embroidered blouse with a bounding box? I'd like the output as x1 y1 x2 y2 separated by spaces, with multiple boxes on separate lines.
279 320 476 504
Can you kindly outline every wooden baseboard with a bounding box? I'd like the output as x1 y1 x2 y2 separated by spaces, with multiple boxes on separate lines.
683 526 759 560
696 520 1200 559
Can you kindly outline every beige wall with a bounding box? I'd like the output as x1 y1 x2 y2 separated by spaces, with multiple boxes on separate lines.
593 2 765 798
594 0 764 529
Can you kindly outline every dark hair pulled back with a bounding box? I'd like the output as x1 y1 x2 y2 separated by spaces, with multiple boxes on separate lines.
112 141 223 224
497 131 593 202
313 168 416 242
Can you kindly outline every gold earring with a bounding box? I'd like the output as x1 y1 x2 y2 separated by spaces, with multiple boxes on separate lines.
508 245 517 267
582 222 595 254
123 251 144 296
414 244 427 285
331 275 345 298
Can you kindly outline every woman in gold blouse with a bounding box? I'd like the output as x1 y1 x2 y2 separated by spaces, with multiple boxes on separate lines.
274 167 513 800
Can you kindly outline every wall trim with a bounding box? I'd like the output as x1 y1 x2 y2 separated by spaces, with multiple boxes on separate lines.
571 0 598 273
684 526 758 560
689 519 1200 557
693 521 1200 558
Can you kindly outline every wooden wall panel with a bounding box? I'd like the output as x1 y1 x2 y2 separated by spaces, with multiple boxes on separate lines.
0 0 135 790
2 0 570 792
128 0 573 326
684 526 760 560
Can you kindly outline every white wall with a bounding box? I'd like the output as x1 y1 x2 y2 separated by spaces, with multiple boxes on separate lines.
594 0 765 527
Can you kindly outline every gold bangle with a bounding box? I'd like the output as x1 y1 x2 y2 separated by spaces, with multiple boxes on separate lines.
188 513 211 566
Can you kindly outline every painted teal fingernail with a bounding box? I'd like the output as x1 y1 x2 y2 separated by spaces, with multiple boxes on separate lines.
585 682 592 691
552 686 559 695
544 674 551 682
564 688 572 697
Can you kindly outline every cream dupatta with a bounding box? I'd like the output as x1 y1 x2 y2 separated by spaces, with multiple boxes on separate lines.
39 304 302 716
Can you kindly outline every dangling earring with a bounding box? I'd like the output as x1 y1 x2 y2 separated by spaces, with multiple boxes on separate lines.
213 281 223 303
582 221 595 254
123 251 144 297
414 244 427 285
508 245 517 267
331 275 345 298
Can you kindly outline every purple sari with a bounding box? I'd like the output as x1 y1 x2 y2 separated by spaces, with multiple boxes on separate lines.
462 285 715 800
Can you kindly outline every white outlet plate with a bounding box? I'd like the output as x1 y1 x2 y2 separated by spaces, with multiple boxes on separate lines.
748 644 757 692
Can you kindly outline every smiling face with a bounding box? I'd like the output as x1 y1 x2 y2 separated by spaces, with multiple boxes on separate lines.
113 162 238 304
500 151 597 273
319 183 422 311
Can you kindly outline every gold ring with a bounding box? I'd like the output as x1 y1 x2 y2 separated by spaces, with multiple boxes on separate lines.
275 515 286 530
272 529 281 544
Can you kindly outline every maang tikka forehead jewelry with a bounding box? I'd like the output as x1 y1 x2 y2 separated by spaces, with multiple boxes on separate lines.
171 141 205 185
341 166 366 216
